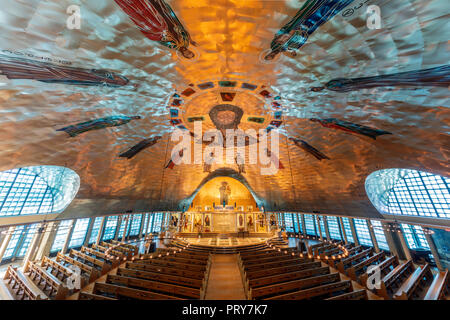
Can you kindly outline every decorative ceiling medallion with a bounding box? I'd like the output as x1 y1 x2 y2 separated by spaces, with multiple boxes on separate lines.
167 80 284 134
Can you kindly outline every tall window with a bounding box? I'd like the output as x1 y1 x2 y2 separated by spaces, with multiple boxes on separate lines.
128 214 142 236
366 169 450 218
68 218 90 248
147 214 154 234
327 216 342 240
0 166 79 217
118 216 129 239
151 213 163 232
401 224 430 250
2 225 25 259
354 219 373 247
51 220 72 252
102 216 118 241
370 220 390 251
17 224 39 257
292 214 299 233
319 217 327 239
341 217 354 243
284 213 294 232
88 217 103 244
304 214 316 236
142 214 149 235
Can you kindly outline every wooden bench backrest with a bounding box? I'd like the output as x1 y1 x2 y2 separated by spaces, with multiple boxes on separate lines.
424 269 449 300
266 280 353 300
93 282 184 300
4 266 48 300
246 261 322 279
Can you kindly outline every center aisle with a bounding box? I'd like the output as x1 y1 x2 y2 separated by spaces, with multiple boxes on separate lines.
204 254 247 300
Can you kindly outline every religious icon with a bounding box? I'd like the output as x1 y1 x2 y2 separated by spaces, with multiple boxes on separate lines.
310 118 392 140
204 215 210 227
0 53 129 87
238 214 244 228
270 214 276 226
113 0 197 59
119 136 162 159
219 181 231 207
289 137 330 161
56 115 141 137
264 0 355 60
203 151 215 173
247 215 254 228
311 65 450 92
235 154 246 174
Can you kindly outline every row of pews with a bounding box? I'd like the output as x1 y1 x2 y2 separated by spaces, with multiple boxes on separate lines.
321 239 449 300
2 240 137 300
77 246 212 300
238 238 368 300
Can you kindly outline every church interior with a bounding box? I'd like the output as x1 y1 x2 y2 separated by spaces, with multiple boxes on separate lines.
0 0 449 304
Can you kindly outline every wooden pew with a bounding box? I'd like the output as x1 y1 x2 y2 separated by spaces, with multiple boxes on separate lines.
394 263 433 300
81 246 120 269
346 251 386 281
106 274 202 299
91 282 184 300
41 256 75 283
3 266 48 300
92 243 127 259
110 240 138 255
266 280 353 300
326 289 368 300
24 261 69 300
327 246 363 268
78 291 117 300
56 252 100 283
245 261 322 281
69 249 111 275
243 257 313 273
249 273 341 300
101 241 133 258
117 267 203 290
376 260 414 299
359 255 399 287
424 270 449 300
246 266 330 292
336 248 373 273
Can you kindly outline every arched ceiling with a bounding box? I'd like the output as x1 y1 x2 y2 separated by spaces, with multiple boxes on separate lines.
0 0 448 221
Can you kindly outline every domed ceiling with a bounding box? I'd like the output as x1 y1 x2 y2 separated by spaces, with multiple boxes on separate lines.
0 0 448 221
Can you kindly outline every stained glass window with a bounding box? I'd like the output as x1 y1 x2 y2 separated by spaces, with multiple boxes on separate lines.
68 218 90 248
102 216 118 241
0 166 79 217
128 214 142 236
88 217 103 244
284 213 294 232
151 213 163 232
366 169 450 218
341 217 355 243
51 220 72 252
401 224 430 250
2 225 25 259
370 220 390 251
354 219 373 247
304 214 316 236
327 216 342 240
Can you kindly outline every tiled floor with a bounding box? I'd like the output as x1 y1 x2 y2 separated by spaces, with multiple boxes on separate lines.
204 254 246 300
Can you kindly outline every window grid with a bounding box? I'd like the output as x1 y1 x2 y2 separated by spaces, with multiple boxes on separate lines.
292 214 299 233
0 168 55 217
284 213 294 232
370 220 390 251
151 213 163 232
88 217 103 244
142 214 149 235
319 217 327 239
388 171 450 218
2 225 25 259
102 216 118 241
354 219 373 247
304 214 316 236
51 220 72 252
128 214 142 236
118 216 129 239
341 217 355 243
327 216 342 240
68 218 90 248
17 224 39 257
